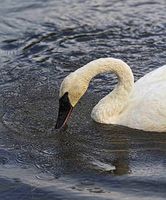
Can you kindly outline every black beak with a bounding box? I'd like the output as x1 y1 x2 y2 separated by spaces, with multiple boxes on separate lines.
55 92 73 129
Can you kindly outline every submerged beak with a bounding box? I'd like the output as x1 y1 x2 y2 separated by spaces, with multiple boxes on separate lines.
55 92 73 129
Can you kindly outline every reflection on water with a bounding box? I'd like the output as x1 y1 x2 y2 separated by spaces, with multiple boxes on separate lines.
1 87 166 199
0 0 166 199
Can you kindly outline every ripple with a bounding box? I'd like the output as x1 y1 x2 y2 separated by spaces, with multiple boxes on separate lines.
0 0 166 199
35 173 55 181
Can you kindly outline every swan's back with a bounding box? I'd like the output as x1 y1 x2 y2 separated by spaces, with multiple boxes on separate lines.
135 64 166 87
119 65 166 132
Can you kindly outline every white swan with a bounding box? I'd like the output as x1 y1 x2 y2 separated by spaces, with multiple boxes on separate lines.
55 58 166 132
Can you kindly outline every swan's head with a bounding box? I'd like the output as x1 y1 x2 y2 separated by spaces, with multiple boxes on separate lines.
55 72 88 129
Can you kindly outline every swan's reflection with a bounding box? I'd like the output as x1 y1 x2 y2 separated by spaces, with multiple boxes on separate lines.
1 88 166 179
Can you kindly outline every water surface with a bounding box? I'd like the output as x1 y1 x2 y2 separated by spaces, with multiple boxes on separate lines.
0 0 166 199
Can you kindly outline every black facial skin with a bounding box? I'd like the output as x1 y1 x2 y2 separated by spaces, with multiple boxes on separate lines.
55 92 73 129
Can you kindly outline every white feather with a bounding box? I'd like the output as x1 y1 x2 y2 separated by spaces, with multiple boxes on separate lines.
60 58 166 132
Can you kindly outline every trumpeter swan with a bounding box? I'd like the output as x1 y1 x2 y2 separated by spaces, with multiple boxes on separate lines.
55 58 166 132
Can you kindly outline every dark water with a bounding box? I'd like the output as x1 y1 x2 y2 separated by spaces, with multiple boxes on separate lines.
0 0 166 199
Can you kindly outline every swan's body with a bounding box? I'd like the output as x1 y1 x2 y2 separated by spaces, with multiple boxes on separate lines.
117 65 166 132
56 58 166 132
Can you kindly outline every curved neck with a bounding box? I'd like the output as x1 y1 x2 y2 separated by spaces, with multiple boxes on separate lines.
76 58 134 123
77 58 134 94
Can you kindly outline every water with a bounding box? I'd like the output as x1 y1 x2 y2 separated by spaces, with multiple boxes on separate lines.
0 0 166 199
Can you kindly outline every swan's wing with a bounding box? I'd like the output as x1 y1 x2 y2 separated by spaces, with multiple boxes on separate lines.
130 64 166 104
120 75 166 132
134 64 166 88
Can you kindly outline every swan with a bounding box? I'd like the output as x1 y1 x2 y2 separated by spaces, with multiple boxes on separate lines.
55 58 166 132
